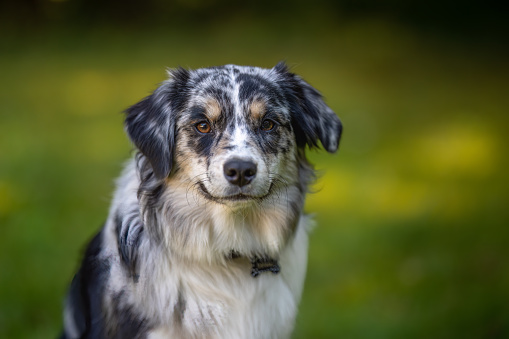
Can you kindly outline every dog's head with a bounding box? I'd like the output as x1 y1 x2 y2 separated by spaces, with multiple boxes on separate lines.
125 63 341 210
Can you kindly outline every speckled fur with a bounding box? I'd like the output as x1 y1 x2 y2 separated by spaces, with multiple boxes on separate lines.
62 63 342 339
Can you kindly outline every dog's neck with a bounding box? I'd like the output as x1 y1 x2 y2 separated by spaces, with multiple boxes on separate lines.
140 178 303 266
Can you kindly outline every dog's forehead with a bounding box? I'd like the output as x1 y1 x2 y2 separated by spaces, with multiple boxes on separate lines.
187 65 283 107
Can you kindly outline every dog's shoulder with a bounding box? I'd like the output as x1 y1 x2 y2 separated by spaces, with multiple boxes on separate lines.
63 229 110 339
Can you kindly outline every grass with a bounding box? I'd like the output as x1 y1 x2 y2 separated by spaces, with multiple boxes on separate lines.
1 17 508 338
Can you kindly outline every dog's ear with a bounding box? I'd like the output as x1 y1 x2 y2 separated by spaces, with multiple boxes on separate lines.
274 62 342 153
124 68 190 179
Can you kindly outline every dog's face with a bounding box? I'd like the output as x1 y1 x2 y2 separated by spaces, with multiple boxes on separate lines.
175 90 294 205
125 63 342 209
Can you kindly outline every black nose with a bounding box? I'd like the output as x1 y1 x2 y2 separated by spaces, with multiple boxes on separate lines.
223 159 257 187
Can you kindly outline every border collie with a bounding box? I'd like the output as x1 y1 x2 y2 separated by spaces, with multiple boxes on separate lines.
62 62 342 339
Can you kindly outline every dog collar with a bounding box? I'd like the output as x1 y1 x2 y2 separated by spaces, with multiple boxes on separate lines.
250 257 280 277
228 251 280 278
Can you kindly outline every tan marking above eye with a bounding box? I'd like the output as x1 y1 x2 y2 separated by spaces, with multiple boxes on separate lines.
195 121 212 133
204 98 222 121
250 99 266 121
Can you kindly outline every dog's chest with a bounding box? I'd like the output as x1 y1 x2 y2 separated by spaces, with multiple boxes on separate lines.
145 262 298 339
142 218 309 339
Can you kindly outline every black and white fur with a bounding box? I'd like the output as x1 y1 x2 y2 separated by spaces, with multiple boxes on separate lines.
62 63 342 339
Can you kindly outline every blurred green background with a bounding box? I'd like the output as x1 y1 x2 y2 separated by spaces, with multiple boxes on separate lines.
1 1 508 338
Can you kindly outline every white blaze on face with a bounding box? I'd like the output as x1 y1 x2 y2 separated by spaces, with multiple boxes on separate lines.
230 125 250 154
229 72 255 158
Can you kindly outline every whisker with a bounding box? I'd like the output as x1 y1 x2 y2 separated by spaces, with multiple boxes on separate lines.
183 172 209 207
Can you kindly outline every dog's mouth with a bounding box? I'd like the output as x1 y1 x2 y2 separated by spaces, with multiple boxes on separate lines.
198 182 273 203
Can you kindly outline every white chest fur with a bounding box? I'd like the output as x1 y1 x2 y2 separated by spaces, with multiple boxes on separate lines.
141 217 310 339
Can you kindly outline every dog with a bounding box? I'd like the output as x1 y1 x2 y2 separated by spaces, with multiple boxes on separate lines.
61 62 342 339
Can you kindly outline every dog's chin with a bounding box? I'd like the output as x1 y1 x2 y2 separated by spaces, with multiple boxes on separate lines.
198 182 272 206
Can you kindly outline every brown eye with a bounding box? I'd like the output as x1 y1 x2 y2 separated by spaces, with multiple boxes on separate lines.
261 119 275 131
195 122 211 134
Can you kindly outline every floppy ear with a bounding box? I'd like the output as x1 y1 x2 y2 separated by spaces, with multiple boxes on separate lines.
274 62 342 153
124 68 190 179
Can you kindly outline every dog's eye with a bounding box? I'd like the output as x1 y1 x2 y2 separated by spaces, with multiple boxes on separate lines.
195 122 212 134
260 119 275 131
